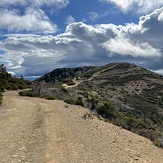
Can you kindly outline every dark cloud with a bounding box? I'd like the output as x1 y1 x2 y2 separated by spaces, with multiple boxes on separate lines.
1 7 163 77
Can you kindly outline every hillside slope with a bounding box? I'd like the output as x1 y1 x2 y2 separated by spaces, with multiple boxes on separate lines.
0 91 163 163
75 62 163 147
35 62 163 147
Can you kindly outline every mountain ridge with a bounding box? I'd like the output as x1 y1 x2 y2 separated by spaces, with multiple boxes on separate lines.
26 62 163 148
36 62 163 84
36 66 96 83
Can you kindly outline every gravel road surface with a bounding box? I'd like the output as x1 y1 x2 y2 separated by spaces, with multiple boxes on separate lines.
0 91 163 163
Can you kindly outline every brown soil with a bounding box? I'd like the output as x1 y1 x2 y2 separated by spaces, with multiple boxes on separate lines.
0 91 163 163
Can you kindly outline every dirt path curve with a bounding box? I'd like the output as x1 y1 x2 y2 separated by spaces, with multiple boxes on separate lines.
62 78 82 88
0 91 163 163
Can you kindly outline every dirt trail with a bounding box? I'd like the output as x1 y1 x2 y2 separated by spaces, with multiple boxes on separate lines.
62 78 82 88
0 91 163 163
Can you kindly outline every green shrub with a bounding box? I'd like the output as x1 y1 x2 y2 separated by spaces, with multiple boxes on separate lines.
96 102 115 121
74 97 84 107
19 90 36 97
79 91 89 98
19 91 26 96
6 83 18 90
125 117 147 130
64 78 75 85
64 98 75 105
17 84 25 89
154 139 161 147
45 95 55 100
39 95 46 98
82 112 93 120
0 82 4 92
0 92 3 105
87 97 99 110
87 97 99 104
64 97 84 107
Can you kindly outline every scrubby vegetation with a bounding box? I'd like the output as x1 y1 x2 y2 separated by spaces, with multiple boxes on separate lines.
0 64 31 104
19 62 163 148
45 95 55 100
64 97 84 107
0 92 3 105
19 90 36 97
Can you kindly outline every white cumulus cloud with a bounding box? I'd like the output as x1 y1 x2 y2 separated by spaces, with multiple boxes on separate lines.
102 38 161 57
65 15 75 24
0 8 57 33
101 0 163 14
0 0 69 33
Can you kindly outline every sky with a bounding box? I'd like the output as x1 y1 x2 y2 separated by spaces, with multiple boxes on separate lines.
0 0 163 79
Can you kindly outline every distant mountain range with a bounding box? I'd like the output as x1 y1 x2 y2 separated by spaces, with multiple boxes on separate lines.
35 62 163 148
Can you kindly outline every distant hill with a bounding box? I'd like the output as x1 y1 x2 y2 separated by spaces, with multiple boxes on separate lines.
36 66 96 83
32 62 163 148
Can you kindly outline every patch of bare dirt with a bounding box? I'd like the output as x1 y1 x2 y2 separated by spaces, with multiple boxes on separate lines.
0 91 163 163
